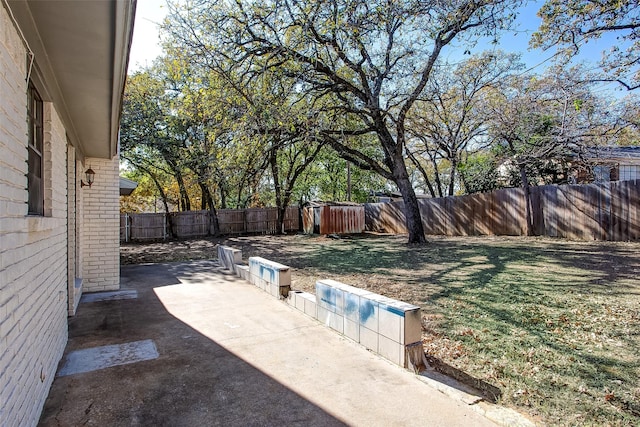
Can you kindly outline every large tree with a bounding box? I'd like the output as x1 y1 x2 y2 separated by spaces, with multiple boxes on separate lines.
165 0 523 243
120 69 192 214
532 0 640 90
406 51 522 197
486 67 617 234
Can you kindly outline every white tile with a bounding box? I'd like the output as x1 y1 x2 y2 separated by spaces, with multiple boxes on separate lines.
330 312 344 334
378 336 403 366
344 319 359 342
218 246 242 271
291 291 303 311
318 307 344 334
359 298 378 332
303 295 317 318
269 283 280 298
236 265 250 281
259 264 277 283
378 305 402 343
318 278 344 289
343 292 360 322
250 274 259 287
248 257 262 276
249 273 258 286
317 306 331 325
359 326 378 351
316 281 342 313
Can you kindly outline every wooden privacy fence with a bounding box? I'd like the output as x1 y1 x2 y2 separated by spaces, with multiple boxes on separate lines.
121 207 299 242
365 180 640 241
302 205 365 234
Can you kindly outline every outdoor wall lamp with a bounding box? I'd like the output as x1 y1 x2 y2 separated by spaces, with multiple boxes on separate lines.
80 168 95 188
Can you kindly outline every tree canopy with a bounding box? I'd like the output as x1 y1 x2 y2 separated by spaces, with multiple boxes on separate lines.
532 0 640 90
163 0 525 243
119 0 640 242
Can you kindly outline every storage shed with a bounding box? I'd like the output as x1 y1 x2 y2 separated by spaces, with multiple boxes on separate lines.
302 202 365 235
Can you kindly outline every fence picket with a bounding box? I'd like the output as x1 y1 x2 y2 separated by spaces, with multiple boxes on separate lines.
120 207 300 241
364 181 640 242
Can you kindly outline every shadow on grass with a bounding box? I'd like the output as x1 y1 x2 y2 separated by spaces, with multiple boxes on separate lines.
237 234 640 424
121 233 640 424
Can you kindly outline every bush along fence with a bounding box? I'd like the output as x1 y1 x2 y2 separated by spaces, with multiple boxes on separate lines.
365 180 640 241
120 207 299 242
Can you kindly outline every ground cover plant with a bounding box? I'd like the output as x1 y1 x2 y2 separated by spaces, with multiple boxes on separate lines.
121 234 640 426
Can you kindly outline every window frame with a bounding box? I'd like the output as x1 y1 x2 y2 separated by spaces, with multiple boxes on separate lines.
27 81 44 216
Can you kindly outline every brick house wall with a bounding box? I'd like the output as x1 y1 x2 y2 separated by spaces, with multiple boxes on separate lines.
0 6 69 425
82 156 120 292
0 4 125 425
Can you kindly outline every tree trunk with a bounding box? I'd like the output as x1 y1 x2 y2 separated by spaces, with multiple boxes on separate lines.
407 151 437 198
393 160 427 244
199 184 219 236
430 155 444 198
448 161 457 196
269 149 287 235
276 206 286 235
200 185 207 210
219 188 227 209
519 164 533 236
132 161 174 236
175 172 191 212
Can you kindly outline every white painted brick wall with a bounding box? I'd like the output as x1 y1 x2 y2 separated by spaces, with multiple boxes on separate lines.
0 6 69 427
82 156 120 292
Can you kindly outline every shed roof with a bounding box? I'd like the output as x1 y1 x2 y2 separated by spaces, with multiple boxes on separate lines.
119 177 138 196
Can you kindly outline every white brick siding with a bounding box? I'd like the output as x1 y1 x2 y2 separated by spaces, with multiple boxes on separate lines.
0 6 66 426
67 145 79 315
82 156 120 292
2 4 125 424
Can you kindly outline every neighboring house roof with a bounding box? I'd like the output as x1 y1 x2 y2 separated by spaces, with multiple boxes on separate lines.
119 177 138 196
8 0 136 159
585 146 640 165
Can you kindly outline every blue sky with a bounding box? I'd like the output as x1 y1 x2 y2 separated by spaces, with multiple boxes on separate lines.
128 0 628 97
129 1 551 72
128 0 168 72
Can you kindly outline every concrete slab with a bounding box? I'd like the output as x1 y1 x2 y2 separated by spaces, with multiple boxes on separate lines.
80 289 138 303
57 339 159 377
39 261 501 427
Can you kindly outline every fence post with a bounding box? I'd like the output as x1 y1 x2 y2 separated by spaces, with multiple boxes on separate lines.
125 213 130 243
163 213 167 240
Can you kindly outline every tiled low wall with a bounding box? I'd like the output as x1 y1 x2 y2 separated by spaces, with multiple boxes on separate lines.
218 247 425 370
217 245 242 273
315 279 422 368
288 290 318 318
248 256 291 298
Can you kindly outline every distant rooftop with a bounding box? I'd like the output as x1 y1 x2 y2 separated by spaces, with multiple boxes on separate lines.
119 177 138 196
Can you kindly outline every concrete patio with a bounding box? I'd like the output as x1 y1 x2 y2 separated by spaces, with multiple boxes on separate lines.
39 260 503 426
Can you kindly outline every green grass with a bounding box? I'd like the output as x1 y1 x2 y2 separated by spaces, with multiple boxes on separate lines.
122 234 640 425
239 234 640 426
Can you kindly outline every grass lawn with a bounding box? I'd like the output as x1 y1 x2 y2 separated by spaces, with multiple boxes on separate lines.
121 234 640 426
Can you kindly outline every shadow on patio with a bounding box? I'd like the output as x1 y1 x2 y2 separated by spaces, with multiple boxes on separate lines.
39 261 498 427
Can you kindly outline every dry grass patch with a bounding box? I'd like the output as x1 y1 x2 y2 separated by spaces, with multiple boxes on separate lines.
121 234 640 426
